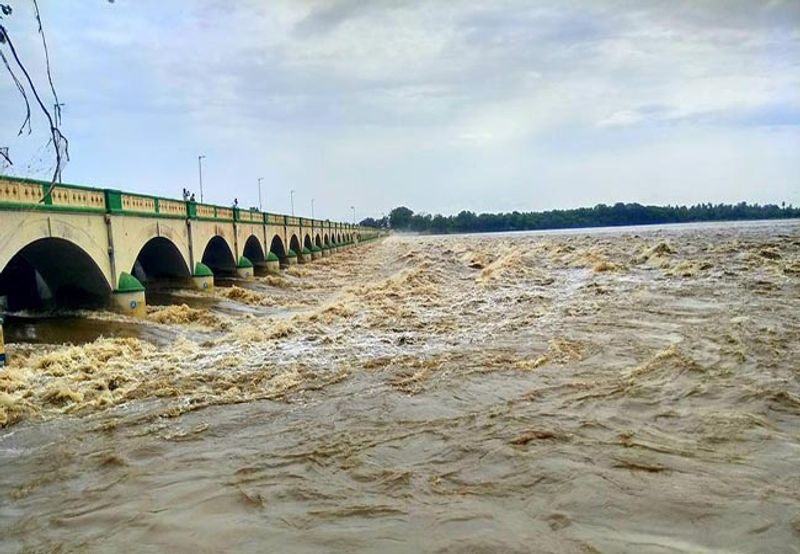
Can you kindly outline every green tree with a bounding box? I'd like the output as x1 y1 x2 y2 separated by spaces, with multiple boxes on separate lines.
389 206 414 230
370 202 800 236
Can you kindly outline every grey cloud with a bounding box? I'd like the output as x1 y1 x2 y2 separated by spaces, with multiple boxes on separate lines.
293 0 385 37
1 0 798 214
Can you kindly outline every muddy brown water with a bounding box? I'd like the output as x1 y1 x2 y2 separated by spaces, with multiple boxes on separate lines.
1 221 799 553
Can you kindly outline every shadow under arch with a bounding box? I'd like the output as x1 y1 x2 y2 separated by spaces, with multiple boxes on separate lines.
315 234 322 248
201 236 236 274
323 234 330 246
289 234 301 254
303 234 313 250
132 237 190 283
270 235 286 258
0 237 111 311
243 235 265 264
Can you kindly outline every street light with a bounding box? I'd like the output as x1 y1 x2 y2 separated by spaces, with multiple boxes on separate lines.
351 205 355 226
290 189 295 216
311 198 315 219
197 155 206 203
258 177 264 211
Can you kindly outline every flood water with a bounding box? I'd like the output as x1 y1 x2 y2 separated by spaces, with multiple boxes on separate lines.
1 220 799 553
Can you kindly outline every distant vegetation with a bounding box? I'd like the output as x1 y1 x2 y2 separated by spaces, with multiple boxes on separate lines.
359 202 800 234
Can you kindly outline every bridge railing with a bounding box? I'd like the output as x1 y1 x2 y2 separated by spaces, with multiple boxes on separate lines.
265 213 284 225
0 175 374 233
184 202 237 221
0 176 106 213
237 208 260 224
106 190 189 219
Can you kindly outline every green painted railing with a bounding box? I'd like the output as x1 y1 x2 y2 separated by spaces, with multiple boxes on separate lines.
0 174 377 233
0 175 106 213
265 213 284 225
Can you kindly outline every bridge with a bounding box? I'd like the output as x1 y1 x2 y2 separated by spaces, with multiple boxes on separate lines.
0 175 382 317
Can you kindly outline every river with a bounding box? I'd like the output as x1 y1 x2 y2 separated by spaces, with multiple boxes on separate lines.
1 220 799 553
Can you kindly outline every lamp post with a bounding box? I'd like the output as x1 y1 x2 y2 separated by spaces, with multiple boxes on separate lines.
351 205 355 226
290 189 295 216
197 155 206 202
258 177 264 211
311 198 315 219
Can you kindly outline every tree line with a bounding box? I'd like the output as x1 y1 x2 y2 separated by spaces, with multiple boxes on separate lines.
358 202 800 234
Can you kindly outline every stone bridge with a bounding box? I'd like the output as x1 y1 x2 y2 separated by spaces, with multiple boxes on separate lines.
0 176 382 316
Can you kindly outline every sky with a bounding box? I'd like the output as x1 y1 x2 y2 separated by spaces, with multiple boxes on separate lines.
1 0 798 221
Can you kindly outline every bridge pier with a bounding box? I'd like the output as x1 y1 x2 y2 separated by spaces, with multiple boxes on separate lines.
265 252 281 273
112 272 147 317
191 262 214 292
236 256 254 280
282 250 298 267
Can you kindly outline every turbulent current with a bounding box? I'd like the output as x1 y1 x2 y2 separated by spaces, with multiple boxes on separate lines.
1 220 799 553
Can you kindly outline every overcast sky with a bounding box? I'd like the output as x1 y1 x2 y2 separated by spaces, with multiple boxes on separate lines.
1 1 798 221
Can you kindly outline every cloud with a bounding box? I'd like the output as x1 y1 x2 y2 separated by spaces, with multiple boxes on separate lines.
0 0 797 218
292 0 378 37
